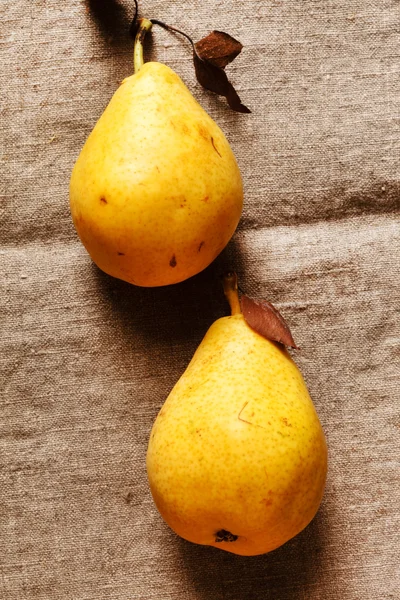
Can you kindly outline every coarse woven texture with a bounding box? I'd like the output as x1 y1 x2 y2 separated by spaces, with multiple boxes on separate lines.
1 0 399 598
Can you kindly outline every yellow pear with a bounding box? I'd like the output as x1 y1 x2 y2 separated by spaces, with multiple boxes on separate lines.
147 274 327 556
70 19 243 287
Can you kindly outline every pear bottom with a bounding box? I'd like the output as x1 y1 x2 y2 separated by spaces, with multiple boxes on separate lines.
146 315 328 556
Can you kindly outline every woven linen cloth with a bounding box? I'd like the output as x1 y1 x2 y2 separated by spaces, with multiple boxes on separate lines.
1 1 399 598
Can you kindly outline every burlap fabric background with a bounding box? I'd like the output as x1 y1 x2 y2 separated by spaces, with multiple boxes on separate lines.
1 1 399 598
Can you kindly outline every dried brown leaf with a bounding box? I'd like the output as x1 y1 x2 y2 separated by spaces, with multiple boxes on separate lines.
146 19 250 113
193 52 251 113
195 30 243 68
241 295 298 349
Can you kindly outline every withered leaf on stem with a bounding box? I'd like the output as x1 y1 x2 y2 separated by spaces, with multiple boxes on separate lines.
195 31 243 68
193 52 250 113
241 295 298 349
130 10 250 113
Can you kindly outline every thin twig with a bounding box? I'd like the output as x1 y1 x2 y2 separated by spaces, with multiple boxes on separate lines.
129 0 139 37
150 19 195 49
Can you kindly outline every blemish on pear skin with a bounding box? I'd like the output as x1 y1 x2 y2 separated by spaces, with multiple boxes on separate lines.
169 255 177 268
198 124 209 140
100 197 107 204
215 529 238 543
198 241 205 252
211 136 222 157
117 252 125 256
262 497 273 507
238 401 266 429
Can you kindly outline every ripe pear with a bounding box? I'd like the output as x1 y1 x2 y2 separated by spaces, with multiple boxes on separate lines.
147 274 327 556
69 19 243 287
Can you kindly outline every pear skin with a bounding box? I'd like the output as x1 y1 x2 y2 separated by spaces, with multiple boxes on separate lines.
146 279 327 556
70 61 243 287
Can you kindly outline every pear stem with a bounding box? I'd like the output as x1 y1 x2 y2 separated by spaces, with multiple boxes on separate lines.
223 273 242 316
133 18 153 73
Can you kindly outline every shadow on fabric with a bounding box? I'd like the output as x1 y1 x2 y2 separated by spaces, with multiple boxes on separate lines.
91 237 246 346
87 0 132 48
